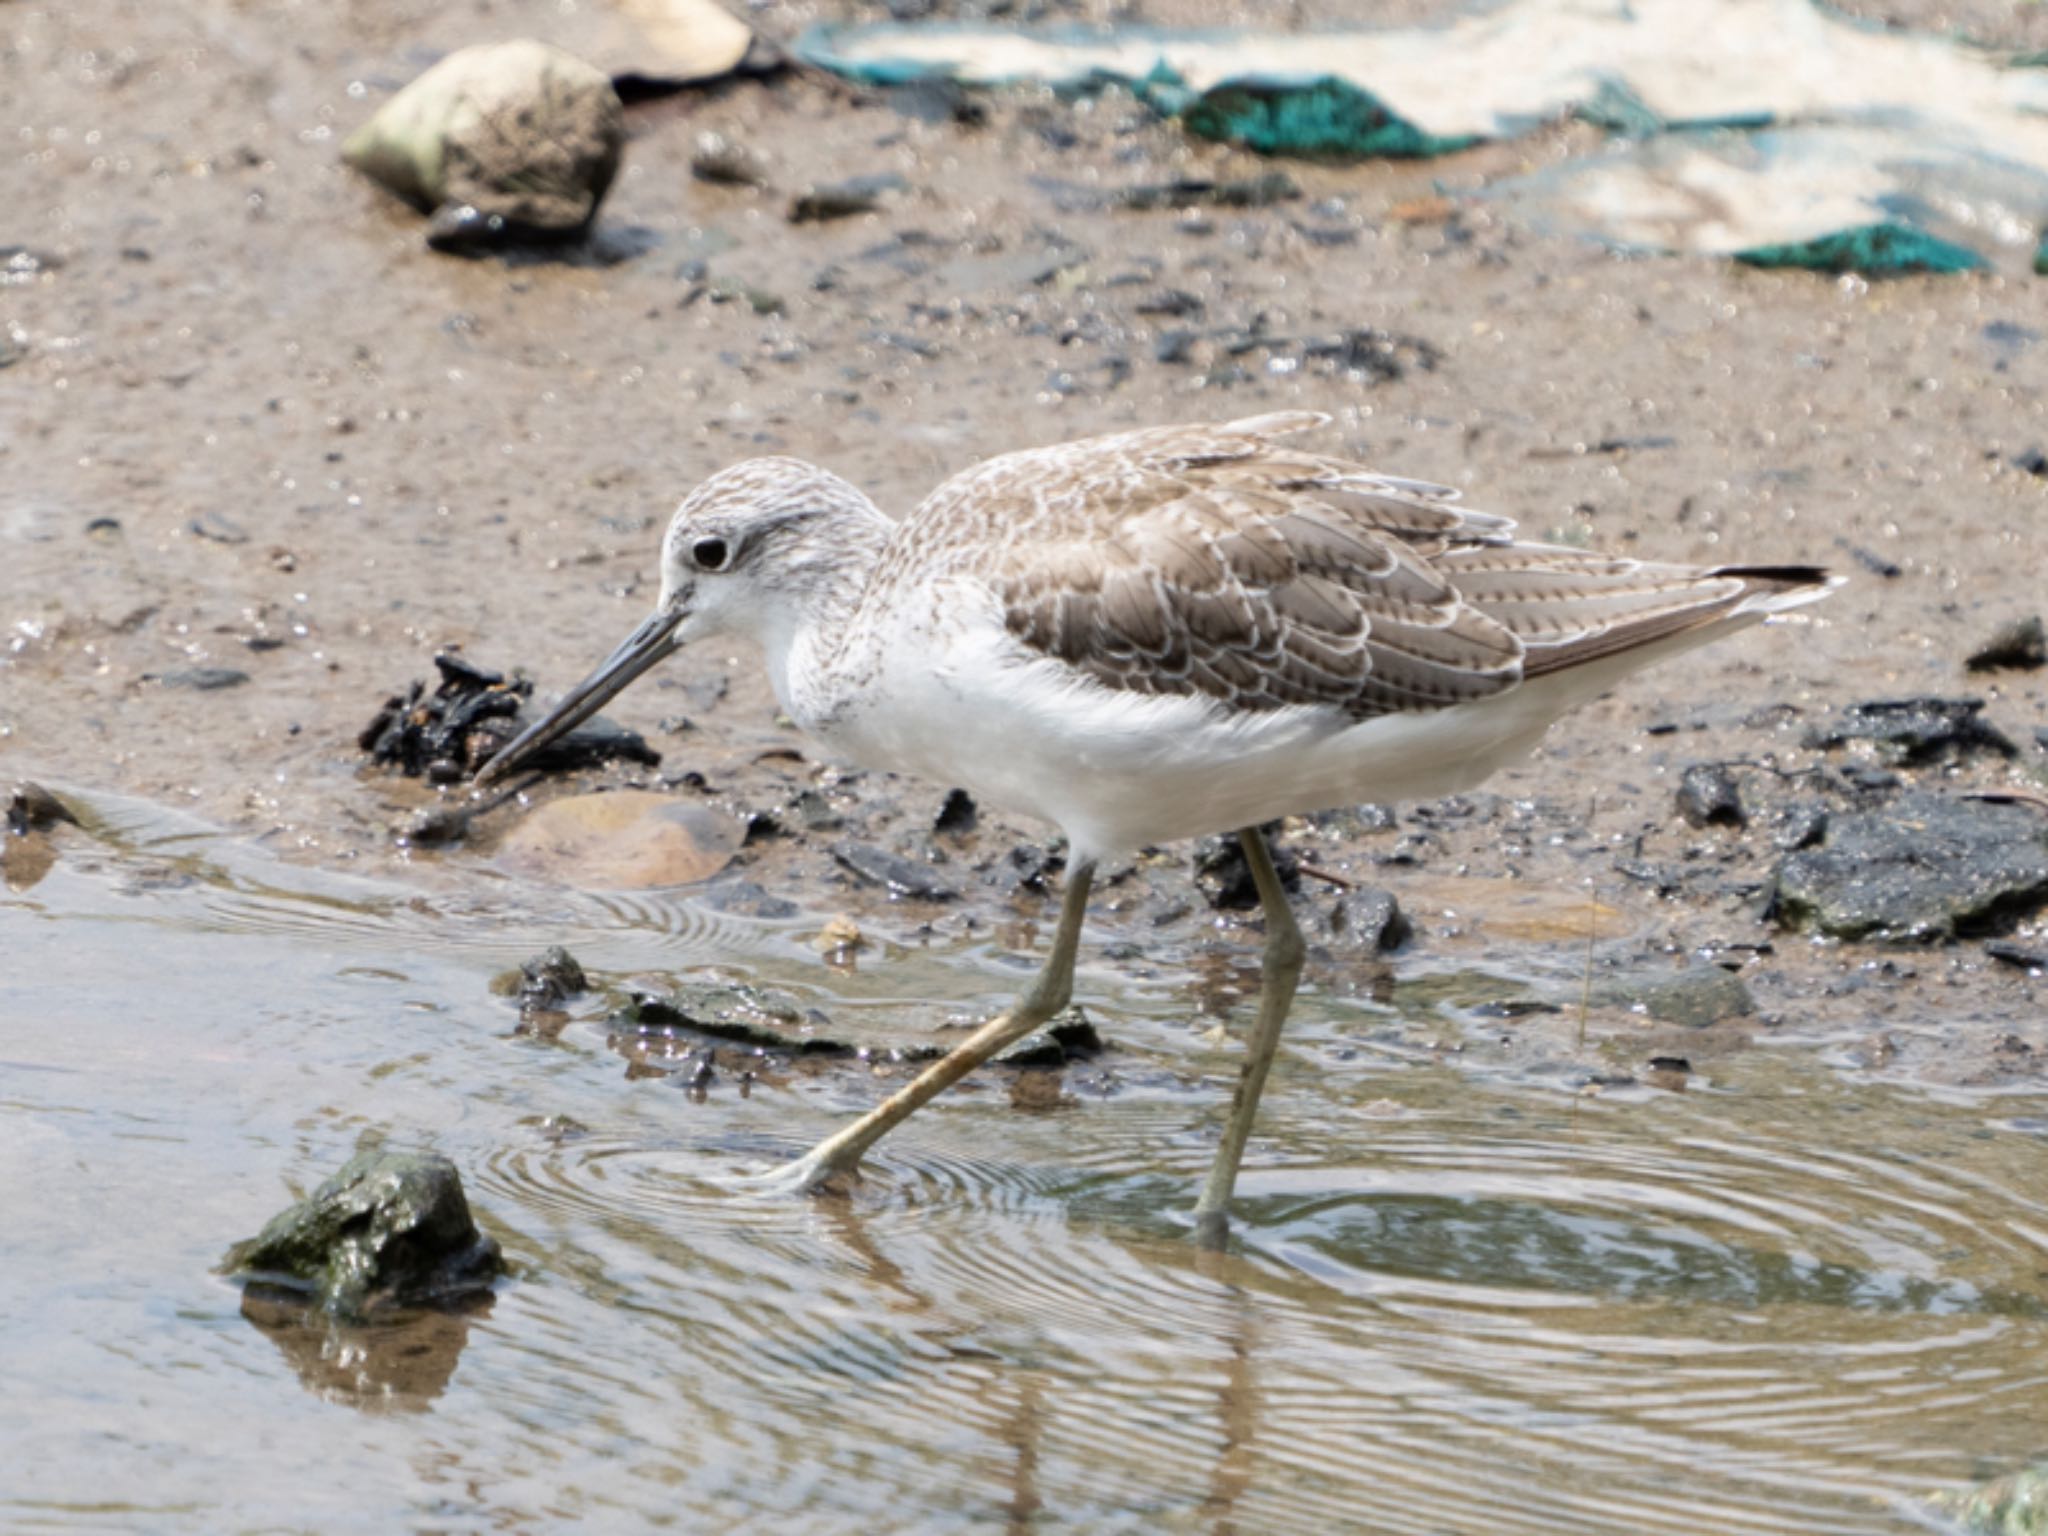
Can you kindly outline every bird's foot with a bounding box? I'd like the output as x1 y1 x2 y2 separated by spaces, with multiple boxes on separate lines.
745 1145 863 1198
1191 1206 1233 1252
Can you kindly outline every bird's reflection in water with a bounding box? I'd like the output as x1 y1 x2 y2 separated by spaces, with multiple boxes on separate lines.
807 1188 1274 1531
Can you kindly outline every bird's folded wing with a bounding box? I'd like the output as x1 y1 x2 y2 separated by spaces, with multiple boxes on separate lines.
912 412 1819 719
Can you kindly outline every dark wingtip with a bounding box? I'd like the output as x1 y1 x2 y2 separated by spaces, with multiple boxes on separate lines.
1708 563 1835 587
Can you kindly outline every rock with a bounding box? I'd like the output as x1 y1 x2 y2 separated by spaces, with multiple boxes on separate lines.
219 1149 503 1321
690 131 768 187
0 333 27 369
1933 1460 2048 1534
812 913 865 957
886 79 988 126
517 946 587 1009
1802 697 2017 764
1115 173 1300 211
1322 887 1410 953
6 781 77 836
1967 615 2047 672
1193 831 1301 911
610 0 755 87
934 787 977 834
789 173 907 223
343 41 624 251
997 1009 1104 1067
395 803 476 847
500 791 739 889
1774 791 2048 942
361 653 658 779
831 841 958 901
612 982 849 1055
1676 763 1746 827
1 245 62 284
1135 289 1204 318
150 666 250 691
1588 964 1755 1029
188 510 250 544
702 880 800 919
1773 801 1829 850
1986 940 2047 973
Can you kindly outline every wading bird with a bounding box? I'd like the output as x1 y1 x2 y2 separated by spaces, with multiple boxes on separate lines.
481 413 1833 1243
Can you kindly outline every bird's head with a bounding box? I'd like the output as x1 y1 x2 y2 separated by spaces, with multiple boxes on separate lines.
475 457 881 785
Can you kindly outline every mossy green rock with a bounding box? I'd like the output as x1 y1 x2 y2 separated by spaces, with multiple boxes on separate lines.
1936 1462 2048 1534
221 1149 503 1321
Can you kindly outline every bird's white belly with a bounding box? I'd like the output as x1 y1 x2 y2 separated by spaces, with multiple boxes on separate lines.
797 592 1688 861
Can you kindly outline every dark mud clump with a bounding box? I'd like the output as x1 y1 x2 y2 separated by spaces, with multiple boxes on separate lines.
1193 831 1301 911
360 653 657 781
1965 615 2047 672
220 1148 505 1322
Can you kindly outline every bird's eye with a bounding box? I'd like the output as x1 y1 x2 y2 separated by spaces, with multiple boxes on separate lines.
692 536 730 572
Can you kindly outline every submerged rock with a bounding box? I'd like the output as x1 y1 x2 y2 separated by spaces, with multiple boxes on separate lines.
998 1009 1104 1068
1588 963 1756 1029
220 1149 504 1322
515 945 588 1009
343 41 624 252
1773 792 2048 942
500 792 737 889
1320 887 1410 954
1802 697 2016 765
612 981 850 1054
831 841 958 901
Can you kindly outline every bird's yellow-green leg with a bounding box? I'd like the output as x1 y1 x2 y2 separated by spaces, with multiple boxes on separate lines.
1192 827 1306 1249
766 860 1098 1193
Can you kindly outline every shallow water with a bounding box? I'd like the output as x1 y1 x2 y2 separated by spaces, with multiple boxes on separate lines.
4 790 2044 1534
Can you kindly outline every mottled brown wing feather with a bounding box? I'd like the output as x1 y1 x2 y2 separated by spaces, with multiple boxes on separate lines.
907 413 1823 719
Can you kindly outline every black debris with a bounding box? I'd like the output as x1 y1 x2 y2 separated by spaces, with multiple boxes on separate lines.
1966 615 2046 672
934 788 978 834
360 653 658 779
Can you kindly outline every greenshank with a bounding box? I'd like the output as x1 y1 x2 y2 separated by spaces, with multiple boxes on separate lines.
480 412 1834 1241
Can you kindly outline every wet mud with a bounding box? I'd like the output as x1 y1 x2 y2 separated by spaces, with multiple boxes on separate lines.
3 0 2048 1530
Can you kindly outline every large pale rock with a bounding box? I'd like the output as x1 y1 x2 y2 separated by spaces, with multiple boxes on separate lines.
343 40 624 248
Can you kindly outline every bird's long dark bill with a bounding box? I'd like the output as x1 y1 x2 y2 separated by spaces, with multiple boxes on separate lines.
475 607 683 784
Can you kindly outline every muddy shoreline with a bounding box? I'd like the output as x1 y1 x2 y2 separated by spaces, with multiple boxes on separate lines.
4 2 2048 1527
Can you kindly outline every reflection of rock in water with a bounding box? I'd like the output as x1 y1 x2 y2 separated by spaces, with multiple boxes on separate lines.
238 1290 491 1413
